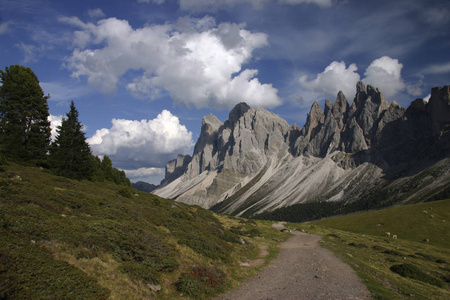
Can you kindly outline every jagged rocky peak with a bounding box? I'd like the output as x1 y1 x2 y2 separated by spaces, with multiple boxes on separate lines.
160 154 192 186
428 85 450 135
227 102 252 125
155 83 450 215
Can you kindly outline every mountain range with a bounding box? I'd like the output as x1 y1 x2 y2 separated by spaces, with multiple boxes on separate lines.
154 82 450 218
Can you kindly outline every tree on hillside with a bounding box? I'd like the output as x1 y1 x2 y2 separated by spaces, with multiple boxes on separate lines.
91 155 131 186
49 101 93 180
0 65 51 163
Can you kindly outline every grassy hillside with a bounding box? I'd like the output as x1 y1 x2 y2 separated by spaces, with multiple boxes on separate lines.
314 199 450 248
289 200 450 299
0 162 290 299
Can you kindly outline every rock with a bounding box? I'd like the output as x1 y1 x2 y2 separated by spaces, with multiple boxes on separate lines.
149 284 161 292
428 85 450 135
154 83 450 216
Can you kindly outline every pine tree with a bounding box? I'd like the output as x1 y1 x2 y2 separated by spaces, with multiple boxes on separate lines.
49 101 93 180
0 65 51 163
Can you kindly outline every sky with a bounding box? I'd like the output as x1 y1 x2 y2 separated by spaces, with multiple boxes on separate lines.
1 0 449 184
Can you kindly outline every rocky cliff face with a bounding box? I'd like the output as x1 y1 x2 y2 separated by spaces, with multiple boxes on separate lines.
154 82 450 216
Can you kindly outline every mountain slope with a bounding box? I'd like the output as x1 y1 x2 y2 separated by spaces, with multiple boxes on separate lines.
0 162 289 299
154 82 450 217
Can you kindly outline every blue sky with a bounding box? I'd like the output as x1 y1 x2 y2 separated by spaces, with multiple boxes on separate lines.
1 0 449 184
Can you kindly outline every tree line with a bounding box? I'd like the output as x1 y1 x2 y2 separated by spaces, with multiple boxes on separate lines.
0 65 130 186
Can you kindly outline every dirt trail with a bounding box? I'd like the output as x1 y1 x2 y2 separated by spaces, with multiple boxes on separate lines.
216 225 372 300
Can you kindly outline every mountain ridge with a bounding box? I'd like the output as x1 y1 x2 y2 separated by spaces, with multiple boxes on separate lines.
154 82 450 217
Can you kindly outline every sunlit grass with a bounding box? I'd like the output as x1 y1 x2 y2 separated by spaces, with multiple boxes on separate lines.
288 200 450 299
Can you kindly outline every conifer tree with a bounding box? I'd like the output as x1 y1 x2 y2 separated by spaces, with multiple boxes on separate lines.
49 101 93 180
0 65 51 163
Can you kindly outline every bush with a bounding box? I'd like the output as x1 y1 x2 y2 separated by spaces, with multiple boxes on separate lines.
372 245 388 251
178 235 232 262
175 266 226 298
119 261 159 285
349 242 368 248
390 263 443 288
175 273 210 298
117 187 132 198
383 249 402 256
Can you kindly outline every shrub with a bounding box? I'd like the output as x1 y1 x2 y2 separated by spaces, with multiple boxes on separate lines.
190 265 226 288
349 242 368 248
175 266 226 298
383 249 402 256
390 263 443 288
372 245 388 251
117 187 132 198
178 235 232 262
327 233 339 238
175 273 210 298
119 261 159 285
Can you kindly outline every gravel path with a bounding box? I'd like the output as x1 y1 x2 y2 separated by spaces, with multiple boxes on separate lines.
215 227 372 300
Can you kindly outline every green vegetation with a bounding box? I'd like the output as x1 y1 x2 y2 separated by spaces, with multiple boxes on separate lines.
49 101 94 180
0 65 129 186
311 199 450 248
253 190 403 223
288 199 450 299
0 65 51 164
0 162 289 299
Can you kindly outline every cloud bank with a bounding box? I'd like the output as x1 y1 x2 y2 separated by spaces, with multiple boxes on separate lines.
62 16 281 109
299 56 407 102
87 110 194 169
122 167 165 184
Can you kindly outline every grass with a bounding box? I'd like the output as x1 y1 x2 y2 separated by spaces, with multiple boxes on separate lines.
0 162 290 299
288 199 450 299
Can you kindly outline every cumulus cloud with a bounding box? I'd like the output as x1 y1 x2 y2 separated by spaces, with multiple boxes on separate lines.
87 110 194 169
62 16 281 109
48 114 63 141
299 61 360 101
363 56 405 98
299 56 412 103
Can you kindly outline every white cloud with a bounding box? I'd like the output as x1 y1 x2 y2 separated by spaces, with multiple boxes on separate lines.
277 0 332 7
48 114 63 141
298 56 415 102
41 81 90 103
363 56 405 98
405 75 424 97
423 94 431 102
0 21 13 34
299 61 360 101
88 110 194 169
423 62 450 74
137 0 165 4
87 8 106 19
178 0 331 11
122 167 165 184
63 16 281 109
15 42 39 63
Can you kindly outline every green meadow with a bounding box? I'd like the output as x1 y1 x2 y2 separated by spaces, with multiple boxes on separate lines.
0 162 290 299
289 199 450 299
